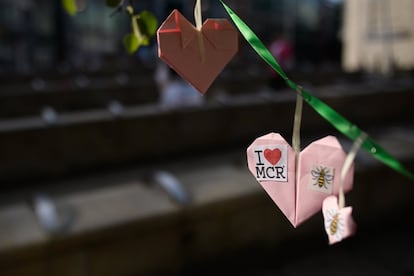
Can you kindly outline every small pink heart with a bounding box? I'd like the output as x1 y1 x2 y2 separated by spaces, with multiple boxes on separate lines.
322 195 356 244
264 148 282 165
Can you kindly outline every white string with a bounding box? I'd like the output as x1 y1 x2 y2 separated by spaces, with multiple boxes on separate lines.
194 0 205 63
292 86 303 196
292 86 303 157
338 132 367 209
194 0 202 30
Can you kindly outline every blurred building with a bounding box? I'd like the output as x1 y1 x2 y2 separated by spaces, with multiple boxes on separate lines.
0 0 344 74
343 0 414 74
0 0 129 73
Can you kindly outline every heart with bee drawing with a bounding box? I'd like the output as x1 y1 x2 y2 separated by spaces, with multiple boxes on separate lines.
322 195 356 244
246 132 354 227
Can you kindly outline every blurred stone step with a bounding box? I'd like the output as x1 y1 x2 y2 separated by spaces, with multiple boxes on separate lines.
0 127 413 275
0 75 158 119
0 82 412 185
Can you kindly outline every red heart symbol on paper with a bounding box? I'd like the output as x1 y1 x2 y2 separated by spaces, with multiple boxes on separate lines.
264 148 282 165
247 133 354 228
157 10 238 94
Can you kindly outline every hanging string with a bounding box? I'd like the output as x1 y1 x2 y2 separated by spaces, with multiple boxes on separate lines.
292 86 304 190
194 0 206 63
220 0 414 181
338 132 367 209
292 86 303 157
194 0 203 29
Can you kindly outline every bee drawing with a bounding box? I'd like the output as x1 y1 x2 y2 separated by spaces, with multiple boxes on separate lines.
324 210 344 240
330 213 339 235
311 166 334 189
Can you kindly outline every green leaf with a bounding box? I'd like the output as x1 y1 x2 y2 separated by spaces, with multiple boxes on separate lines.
123 10 158 54
132 11 158 45
123 33 140 54
137 11 158 38
106 0 123 8
62 0 77 16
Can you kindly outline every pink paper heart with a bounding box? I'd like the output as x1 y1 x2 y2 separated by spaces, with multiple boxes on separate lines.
264 148 282 165
296 136 353 226
247 133 296 225
157 10 238 94
247 133 353 228
322 195 356 244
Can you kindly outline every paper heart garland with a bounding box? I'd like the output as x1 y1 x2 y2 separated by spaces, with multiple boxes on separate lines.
157 10 238 94
246 133 353 227
322 195 356 244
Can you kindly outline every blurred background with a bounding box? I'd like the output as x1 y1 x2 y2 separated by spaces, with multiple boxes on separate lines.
0 0 413 275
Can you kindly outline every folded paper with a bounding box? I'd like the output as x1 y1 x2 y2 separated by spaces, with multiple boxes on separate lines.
247 133 353 227
247 133 296 224
323 195 356 244
157 10 238 94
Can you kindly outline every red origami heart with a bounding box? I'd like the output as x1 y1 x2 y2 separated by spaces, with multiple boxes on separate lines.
157 10 238 94
264 148 282 165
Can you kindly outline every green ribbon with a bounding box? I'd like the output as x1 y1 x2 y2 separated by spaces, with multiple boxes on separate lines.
221 1 414 180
